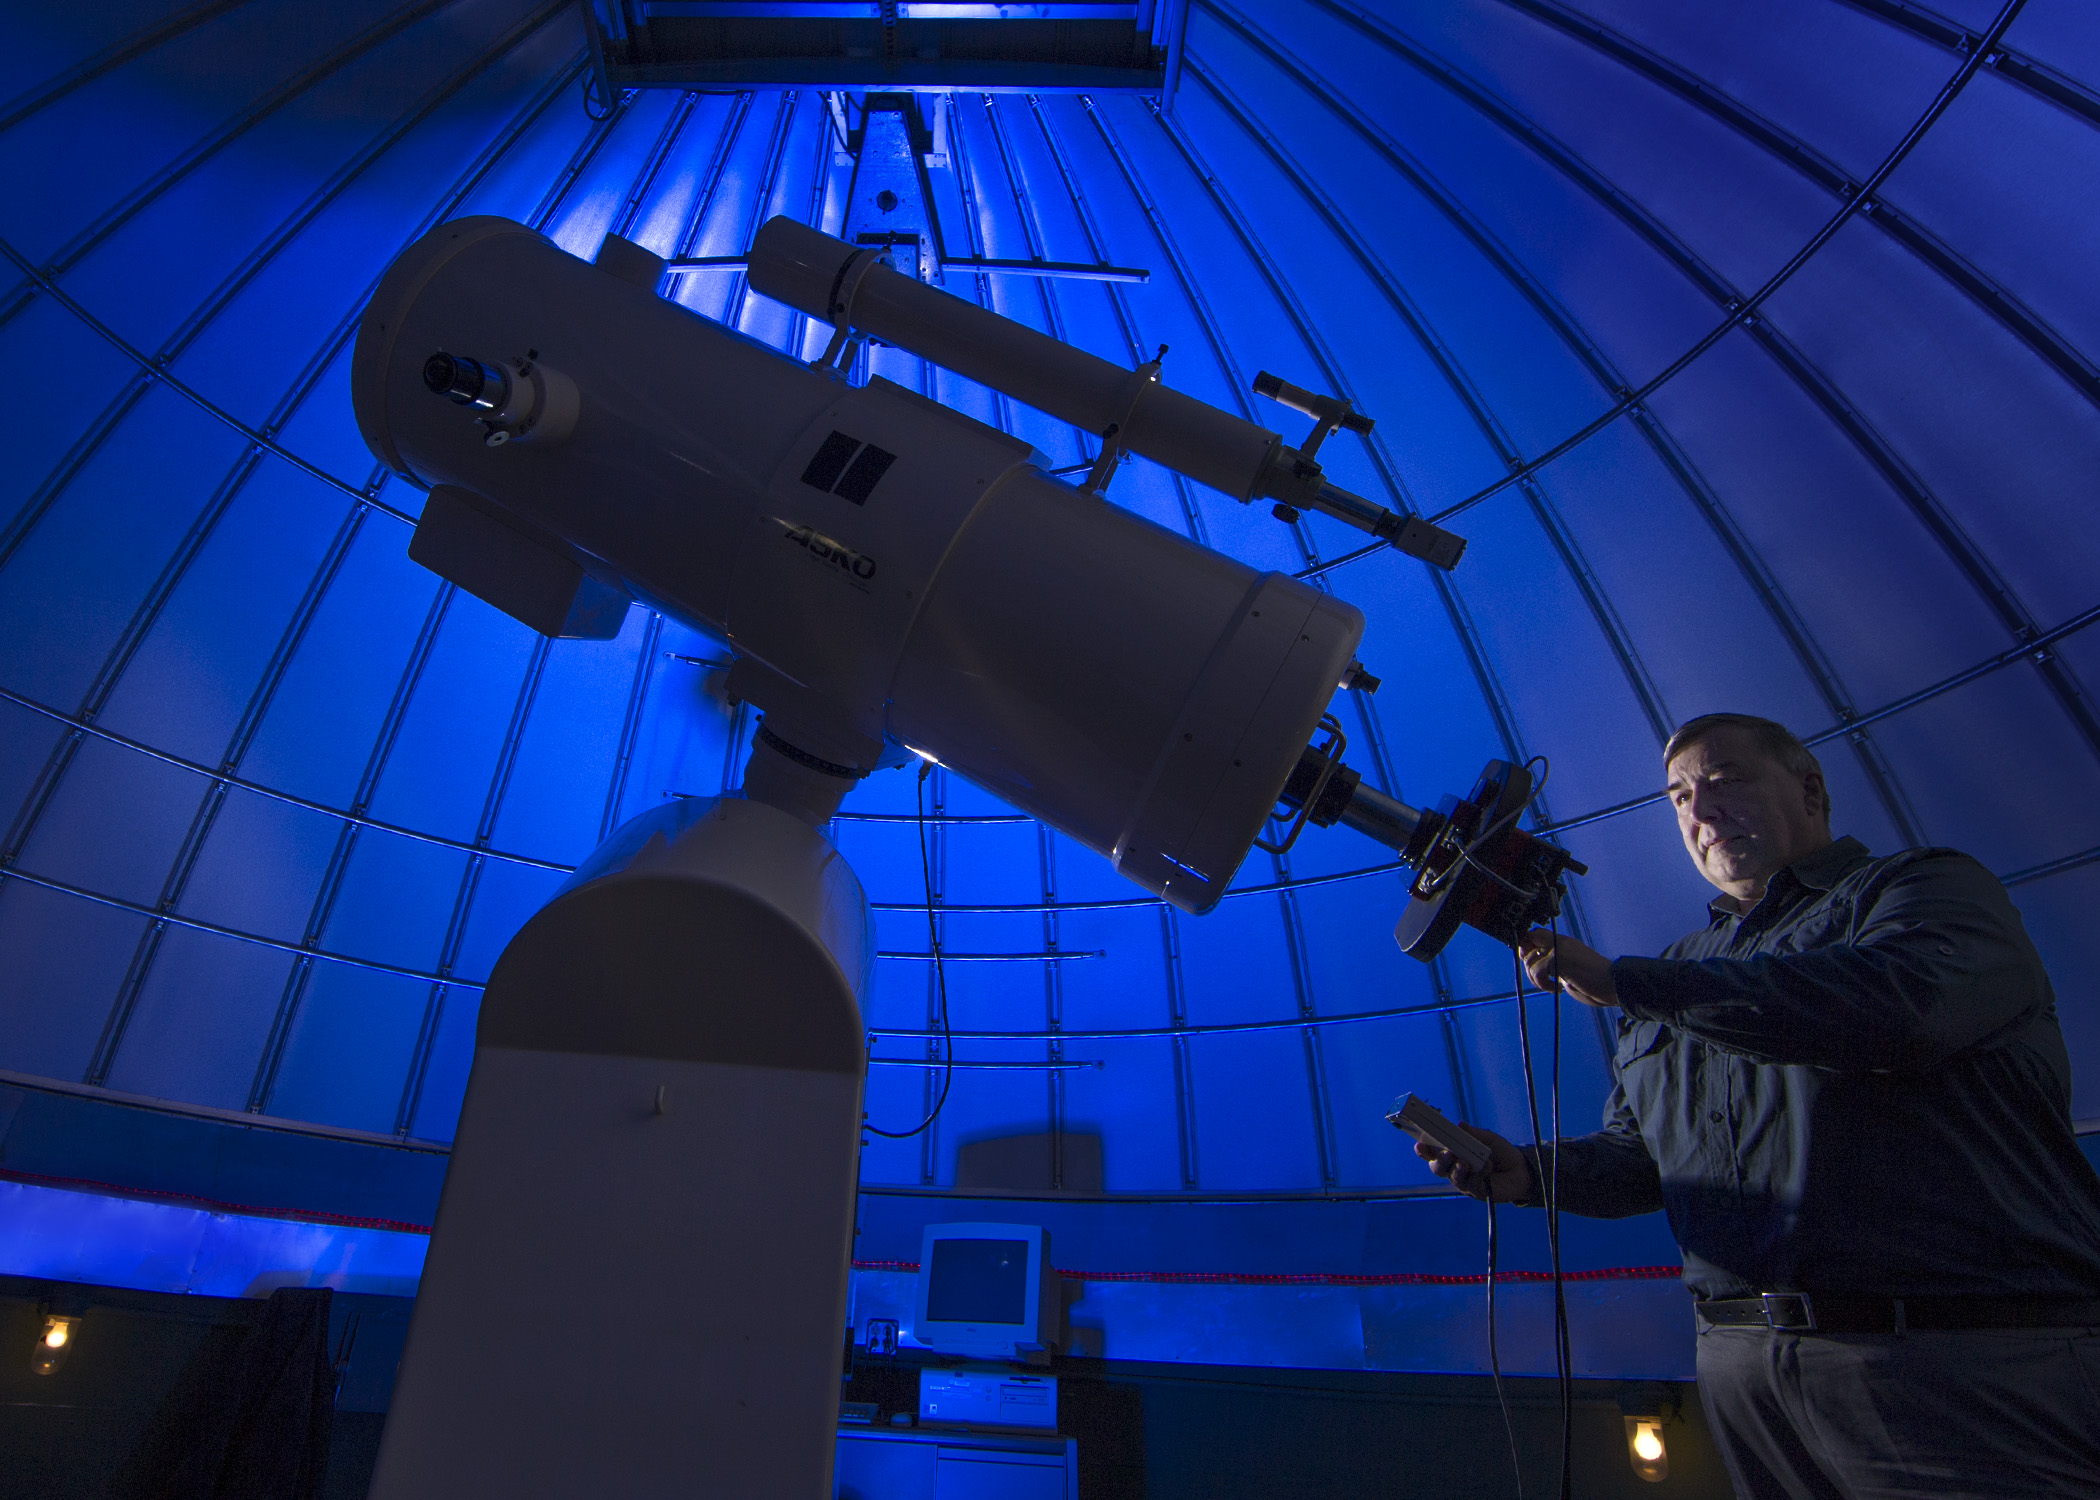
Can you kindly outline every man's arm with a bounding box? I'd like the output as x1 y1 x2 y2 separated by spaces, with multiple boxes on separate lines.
1612 852 2048 1071
1520 1079 1663 1219
1419 1080 1663 1218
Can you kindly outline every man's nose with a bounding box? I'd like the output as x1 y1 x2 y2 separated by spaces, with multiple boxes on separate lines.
1686 786 1726 822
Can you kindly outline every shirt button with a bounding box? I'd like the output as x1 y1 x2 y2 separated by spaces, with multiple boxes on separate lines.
1937 942 1955 956
1708 1110 1725 1124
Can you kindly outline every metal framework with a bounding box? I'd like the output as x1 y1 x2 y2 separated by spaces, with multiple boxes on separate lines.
583 0 1189 93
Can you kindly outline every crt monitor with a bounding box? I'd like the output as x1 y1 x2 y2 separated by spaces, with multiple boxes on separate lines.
911 1223 1058 1360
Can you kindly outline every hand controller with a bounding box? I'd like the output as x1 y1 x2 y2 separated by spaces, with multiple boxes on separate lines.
1387 1093 1493 1176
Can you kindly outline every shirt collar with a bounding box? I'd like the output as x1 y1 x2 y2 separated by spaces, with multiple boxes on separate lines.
1706 835 1870 919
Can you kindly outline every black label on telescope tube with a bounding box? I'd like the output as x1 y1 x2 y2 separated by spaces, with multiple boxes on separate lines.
832 443 896 504
800 431 898 506
801 431 862 493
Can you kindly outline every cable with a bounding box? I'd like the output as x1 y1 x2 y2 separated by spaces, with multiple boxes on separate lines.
1485 1197 1525 1498
1421 755 1552 902
1548 915 1572 1500
1513 944 1572 1500
580 73 618 122
864 761 955 1139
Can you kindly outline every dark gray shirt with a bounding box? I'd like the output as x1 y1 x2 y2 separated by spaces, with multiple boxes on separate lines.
1532 836 2100 1301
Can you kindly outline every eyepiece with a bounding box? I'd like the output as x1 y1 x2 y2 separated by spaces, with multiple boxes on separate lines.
423 352 508 411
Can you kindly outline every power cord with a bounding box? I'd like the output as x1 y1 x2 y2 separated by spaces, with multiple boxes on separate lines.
1513 936 1574 1500
864 761 954 1139
1485 1198 1525 1498
1448 752 1560 1499
1549 914 1572 1500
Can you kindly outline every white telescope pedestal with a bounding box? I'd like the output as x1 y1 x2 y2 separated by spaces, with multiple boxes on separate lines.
369 783 871 1499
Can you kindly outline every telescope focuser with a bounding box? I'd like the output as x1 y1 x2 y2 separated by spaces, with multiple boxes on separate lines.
422 347 578 447
1274 741 1587 960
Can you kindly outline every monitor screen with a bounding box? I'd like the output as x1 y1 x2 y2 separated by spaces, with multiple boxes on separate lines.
925 1238 1031 1325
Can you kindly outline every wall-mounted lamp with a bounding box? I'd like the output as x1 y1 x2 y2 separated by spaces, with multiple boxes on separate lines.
1624 1414 1669 1483
33 1315 78 1376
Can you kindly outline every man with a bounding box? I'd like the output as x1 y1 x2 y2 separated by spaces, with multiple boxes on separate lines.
1416 713 2100 1498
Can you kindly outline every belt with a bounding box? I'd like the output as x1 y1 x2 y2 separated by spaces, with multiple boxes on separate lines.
1696 1292 2100 1335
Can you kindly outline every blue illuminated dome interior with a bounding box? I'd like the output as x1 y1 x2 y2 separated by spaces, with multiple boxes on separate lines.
3 0 2097 1323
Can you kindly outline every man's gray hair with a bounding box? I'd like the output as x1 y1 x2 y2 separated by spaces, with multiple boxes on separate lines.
1664 713 1832 822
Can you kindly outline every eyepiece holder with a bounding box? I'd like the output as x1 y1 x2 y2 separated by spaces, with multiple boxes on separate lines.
1275 743 1587 959
422 348 578 448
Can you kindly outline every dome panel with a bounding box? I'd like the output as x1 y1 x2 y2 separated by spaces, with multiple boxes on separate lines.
0 878 141 1079
174 790 340 946
321 834 472 975
1553 0 1952 178
1642 337 2015 696
101 922 291 1108
0 392 250 707
235 521 447 806
18 738 205 909
0 302 139 510
1894 78 2100 372
96 474 351 762
1997 0 2100 75
1773 232 2100 601
266 963 431 1132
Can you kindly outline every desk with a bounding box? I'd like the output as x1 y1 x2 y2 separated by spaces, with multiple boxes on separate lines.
835 1424 1077 1500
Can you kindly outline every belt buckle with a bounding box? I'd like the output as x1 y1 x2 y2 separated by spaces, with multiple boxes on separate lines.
1760 1292 1816 1332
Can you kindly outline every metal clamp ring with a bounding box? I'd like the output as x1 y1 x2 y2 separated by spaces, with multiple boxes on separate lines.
1080 346 1168 495
811 249 885 372
1253 715 1348 856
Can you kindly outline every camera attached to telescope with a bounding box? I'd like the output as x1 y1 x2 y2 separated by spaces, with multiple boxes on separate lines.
1272 735 1587 959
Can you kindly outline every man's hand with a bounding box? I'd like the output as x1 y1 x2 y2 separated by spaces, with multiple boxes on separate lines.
1517 929 1619 1008
1413 1124 1533 1203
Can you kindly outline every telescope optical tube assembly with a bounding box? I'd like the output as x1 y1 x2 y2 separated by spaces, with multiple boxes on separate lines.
352 215 1367 914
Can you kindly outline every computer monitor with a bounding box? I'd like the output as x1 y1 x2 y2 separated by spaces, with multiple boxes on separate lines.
911 1223 1058 1360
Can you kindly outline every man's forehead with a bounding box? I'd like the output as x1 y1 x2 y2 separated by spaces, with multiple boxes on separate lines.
1666 735 1766 782
1666 755 1745 787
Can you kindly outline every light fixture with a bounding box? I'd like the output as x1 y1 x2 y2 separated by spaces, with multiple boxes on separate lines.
33 1315 78 1376
1625 1415 1669 1483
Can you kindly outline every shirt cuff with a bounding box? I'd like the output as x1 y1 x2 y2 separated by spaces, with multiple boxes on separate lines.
1611 956 1685 1023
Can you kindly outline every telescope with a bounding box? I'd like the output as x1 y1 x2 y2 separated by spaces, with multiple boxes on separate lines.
350 216 1584 1496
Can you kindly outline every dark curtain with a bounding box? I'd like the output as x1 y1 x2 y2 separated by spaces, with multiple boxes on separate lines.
112 1287 335 1500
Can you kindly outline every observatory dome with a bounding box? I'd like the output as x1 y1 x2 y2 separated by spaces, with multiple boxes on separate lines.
2 0 2096 1376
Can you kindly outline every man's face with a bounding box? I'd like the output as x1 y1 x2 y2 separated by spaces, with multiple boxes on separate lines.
1666 726 1830 901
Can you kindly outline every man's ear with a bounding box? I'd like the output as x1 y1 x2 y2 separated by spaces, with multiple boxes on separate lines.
1802 769 1828 824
